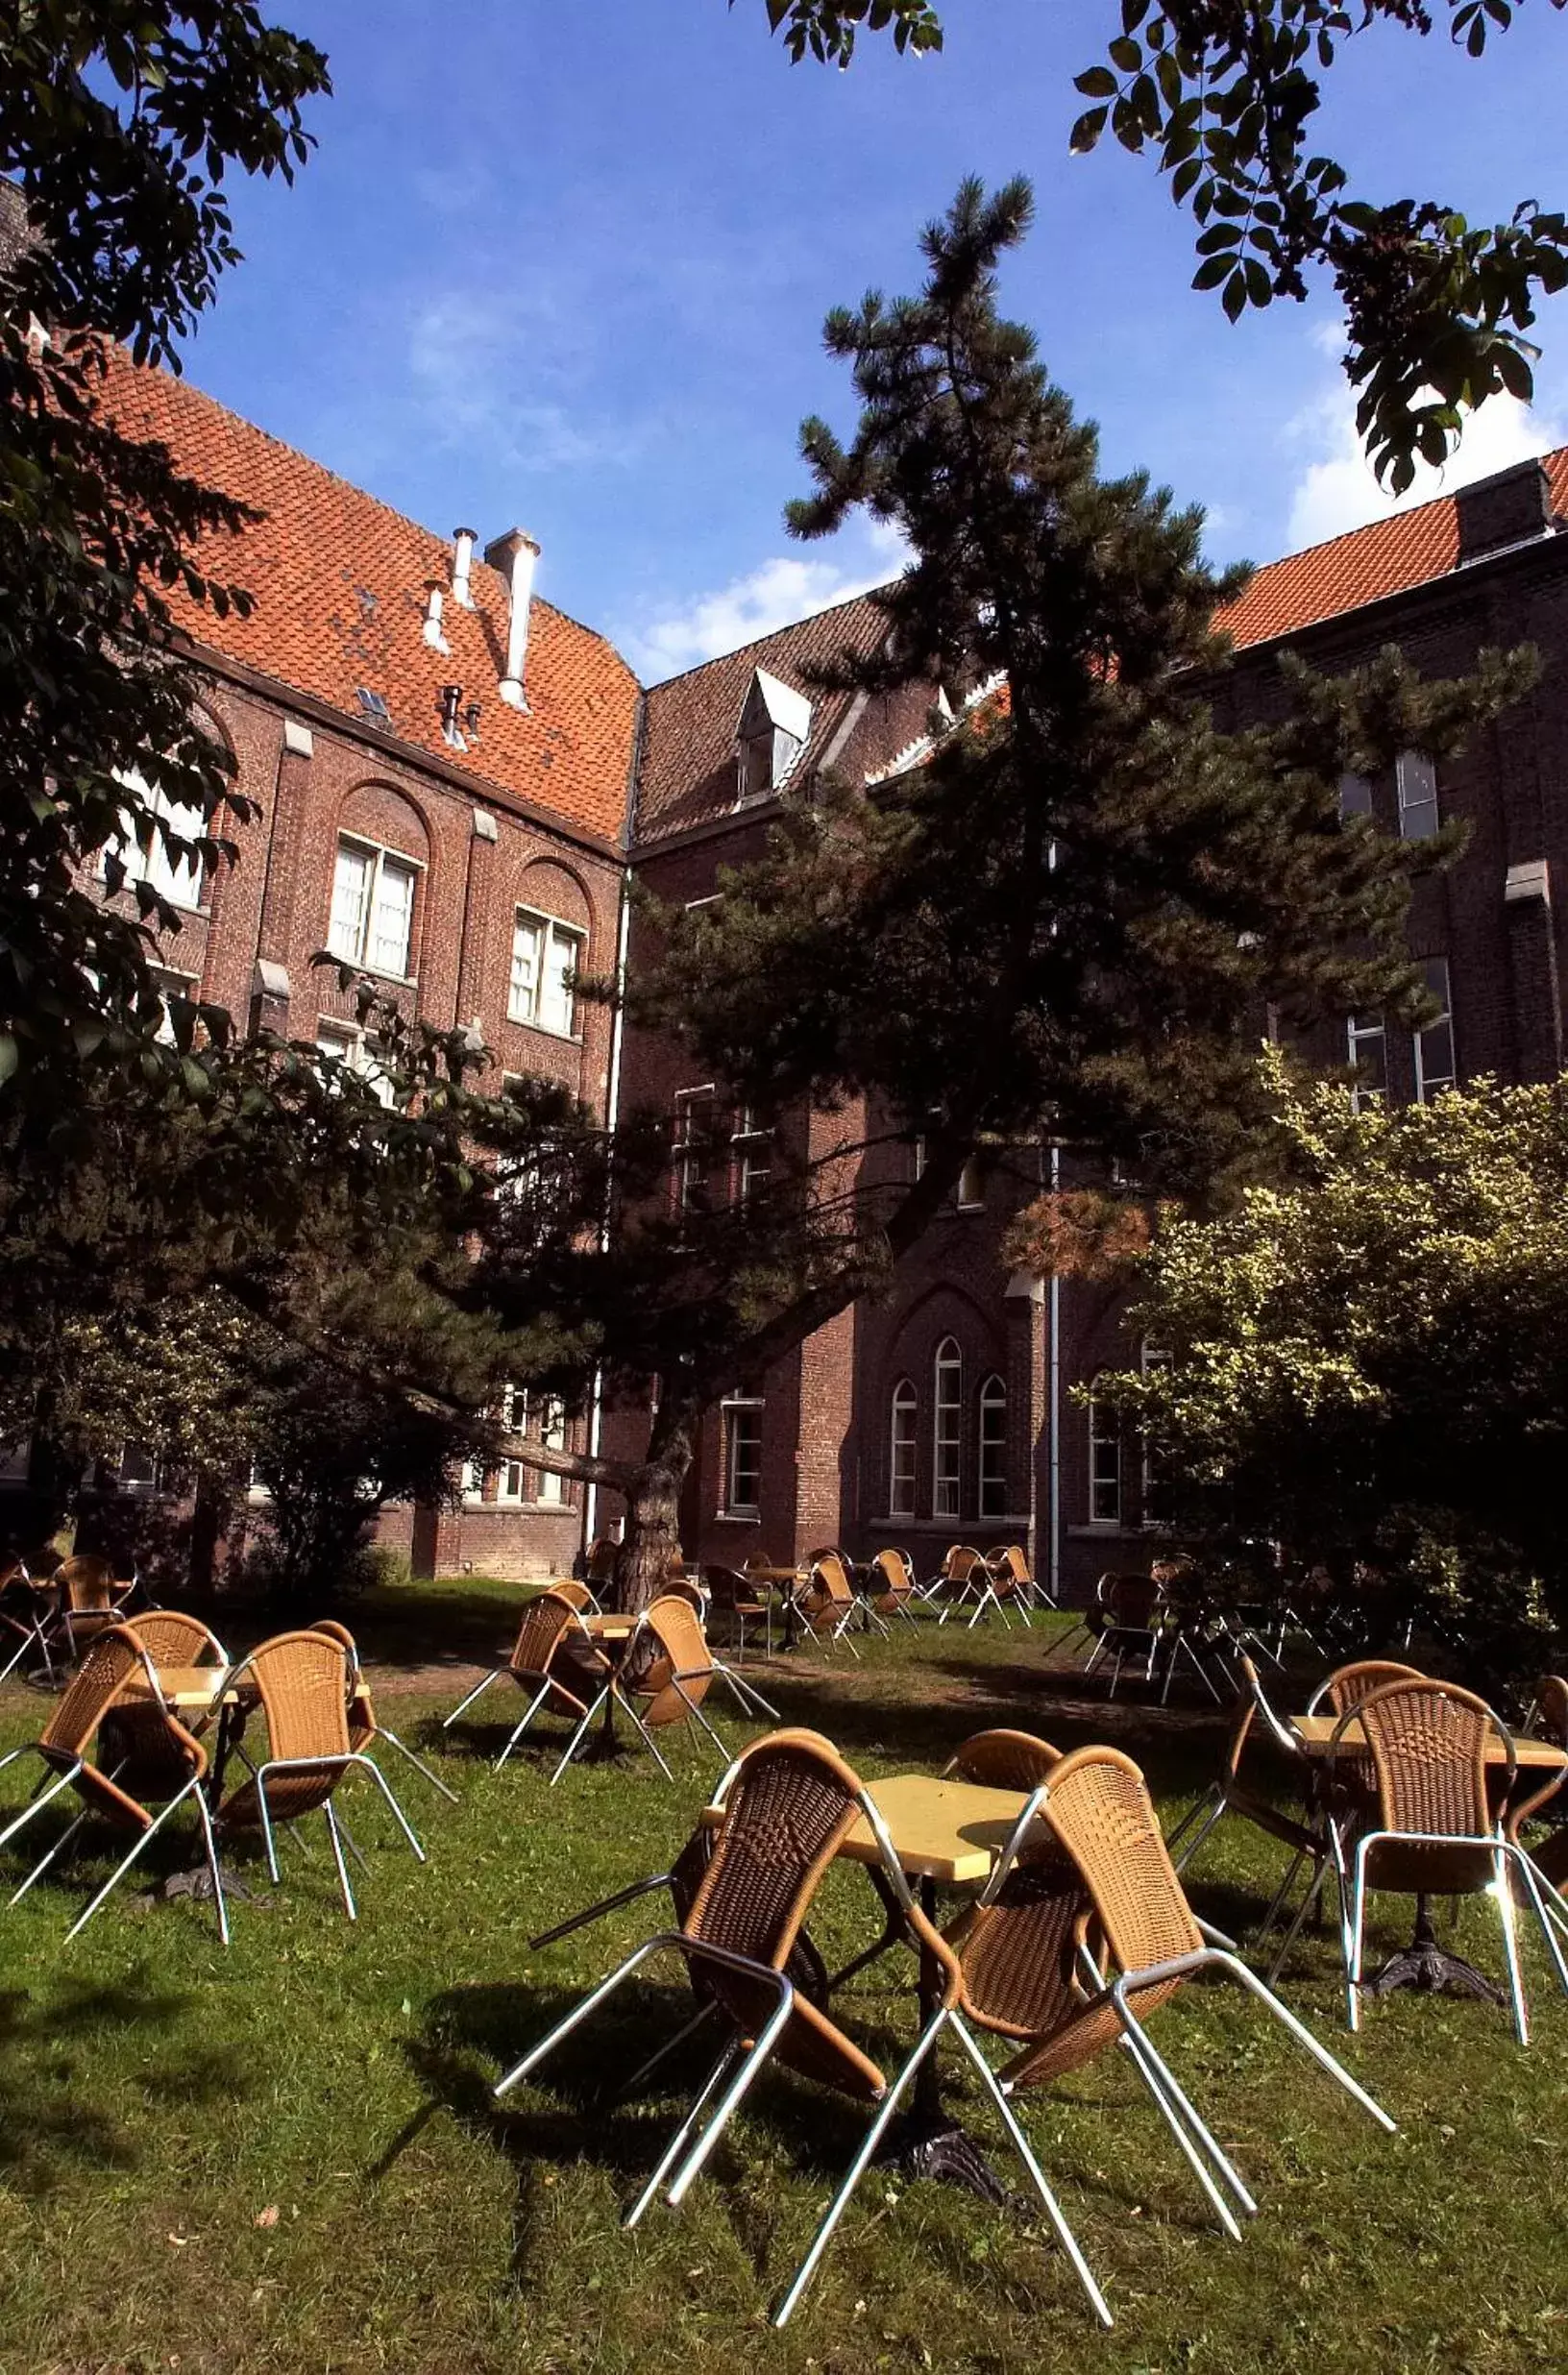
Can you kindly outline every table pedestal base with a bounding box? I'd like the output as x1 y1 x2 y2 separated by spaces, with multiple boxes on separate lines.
1362 1901 1506 2008
875 2110 1018 2206
133 1865 267 1909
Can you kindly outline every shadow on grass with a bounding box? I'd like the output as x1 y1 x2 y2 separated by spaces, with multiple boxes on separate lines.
0 1971 245 2192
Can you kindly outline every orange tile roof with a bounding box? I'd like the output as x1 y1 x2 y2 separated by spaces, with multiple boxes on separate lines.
1218 450 1568 649
103 351 640 845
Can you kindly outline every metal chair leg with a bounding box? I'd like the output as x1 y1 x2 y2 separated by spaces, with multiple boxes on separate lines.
1115 2024 1245 2240
0 1760 83 1853
323 1799 357 1921
951 2020 1113 2328
443 1669 502 1727
549 1691 608 1786
63 1781 203 1942
378 1726 460 1804
497 1680 556 1771
624 2037 745 2227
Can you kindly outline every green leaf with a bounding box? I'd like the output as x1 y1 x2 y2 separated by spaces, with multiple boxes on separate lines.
1069 106 1109 154
1073 65 1117 96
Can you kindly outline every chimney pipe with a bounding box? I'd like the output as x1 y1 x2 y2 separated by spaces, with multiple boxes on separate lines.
452 526 477 607
422 578 448 651
484 527 540 710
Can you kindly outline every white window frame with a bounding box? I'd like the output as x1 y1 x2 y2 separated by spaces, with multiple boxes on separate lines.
100 769 208 913
723 1397 763 1515
1338 771 1373 821
1139 1342 1172 1526
733 1106 772 1206
1396 749 1439 842
317 1020 395 1108
977 1373 1007 1519
889 1378 917 1518
1346 1012 1386 1110
508 904 586 1039
933 1337 962 1519
1089 1385 1121 1526
1413 956 1456 1102
327 835 420 980
150 964 199 1048
674 1086 718 1212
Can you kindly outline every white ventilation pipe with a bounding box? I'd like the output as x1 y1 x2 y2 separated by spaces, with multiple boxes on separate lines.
452 526 477 607
485 527 540 710
423 580 448 649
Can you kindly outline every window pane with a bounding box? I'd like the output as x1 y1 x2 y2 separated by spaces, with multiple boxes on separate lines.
1396 750 1439 841
1089 1395 1121 1524
1338 772 1373 820
509 916 542 1022
934 1340 962 1518
726 1404 762 1510
890 1383 917 1518
1414 957 1455 1100
540 922 580 1036
369 855 415 976
978 1378 1006 1518
328 842 372 963
1347 1015 1385 1105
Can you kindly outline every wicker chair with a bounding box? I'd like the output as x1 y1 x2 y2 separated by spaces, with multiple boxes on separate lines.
215 1630 425 1922
705 1563 774 1662
1081 1574 1167 1696
991 1541 1050 1615
796 1553 862 1657
978 1744 1394 2248
930 1544 998 1626
0 1623 224 1940
613 1594 728 1779
1328 1677 1568 2041
945 1727 1061 1792
310 1619 458 1805
1164 1656 1328 1948
440 1588 614 1780
0 1560 57 1685
1508 1677 1568 1919
495 1727 1110 2332
859 1547 915 1629
54 1555 135 1658
1307 1658 1423 1717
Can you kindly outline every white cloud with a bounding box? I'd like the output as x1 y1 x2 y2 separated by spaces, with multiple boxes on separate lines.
404 289 636 473
621 520 910 679
1286 357 1566 551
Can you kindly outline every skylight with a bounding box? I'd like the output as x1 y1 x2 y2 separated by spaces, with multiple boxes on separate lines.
355 687 391 724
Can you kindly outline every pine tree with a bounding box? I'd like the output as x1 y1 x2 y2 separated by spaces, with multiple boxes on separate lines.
475 179 1534 1608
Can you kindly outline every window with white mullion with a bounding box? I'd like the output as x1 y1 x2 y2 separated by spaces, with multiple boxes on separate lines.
1089 1387 1121 1525
1396 750 1439 842
889 1380 917 1518
1413 957 1456 1101
101 768 208 912
933 1338 962 1519
723 1400 763 1513
977 1374 1007 1518
1346 1012 1385 1109
508 906 584 1037
328 837 417 977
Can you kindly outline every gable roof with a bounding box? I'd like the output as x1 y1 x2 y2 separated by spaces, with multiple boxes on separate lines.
634 590 890 841
1217 450 1568 649
102 352 640 845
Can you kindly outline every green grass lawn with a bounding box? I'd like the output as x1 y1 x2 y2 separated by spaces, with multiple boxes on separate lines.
1 1591 1566 2375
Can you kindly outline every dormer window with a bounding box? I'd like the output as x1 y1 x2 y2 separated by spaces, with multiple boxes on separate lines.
734 668 811 806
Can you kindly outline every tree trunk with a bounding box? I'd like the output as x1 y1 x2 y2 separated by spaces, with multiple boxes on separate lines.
616 1406 697 1613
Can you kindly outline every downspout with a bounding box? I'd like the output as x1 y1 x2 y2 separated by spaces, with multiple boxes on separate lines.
583 690 647 1552
1048 1144 1061 1605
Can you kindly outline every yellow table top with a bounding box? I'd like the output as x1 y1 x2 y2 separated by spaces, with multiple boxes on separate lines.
119 1665 234 1711
834 1772 1034 1885
584 1615 634 1641
1292 1714 1567 1769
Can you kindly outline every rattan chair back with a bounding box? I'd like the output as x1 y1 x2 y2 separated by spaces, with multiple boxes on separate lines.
550 1581 595 1611
1314 1658 1423 1717
308 1618 376 1748
55 1555 118 1608
1103 1574 1164 1630
218 1630 351 1828
994 1746 1204 2091
942 1545 986 1584
508 1589 594 1686
44 1624 203 1829
868 1548 914 1607
1342 1677 1508 1897
807 1552 855 1604
990 1545 1033 1593
630 1594 715 1727
948 1823 1088 2042
1531 1675 1568 1745
661 1574 707 1614
585 1535 620 1588
686 1728 889 2099
129 1610 226 1668
948 1728 1061 1792
707 1564 770 1617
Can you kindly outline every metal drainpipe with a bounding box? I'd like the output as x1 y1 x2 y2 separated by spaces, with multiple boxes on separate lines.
583 697 641 1553
1048 1139 1062 1606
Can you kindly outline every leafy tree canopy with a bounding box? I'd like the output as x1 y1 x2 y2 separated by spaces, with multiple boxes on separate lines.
1091 1049 1568 1683
752 0 1568 494
0 3 330 1109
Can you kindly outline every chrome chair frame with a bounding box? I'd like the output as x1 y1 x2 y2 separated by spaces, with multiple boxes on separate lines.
1325 1691 1568 2043
496 1749 1111 2333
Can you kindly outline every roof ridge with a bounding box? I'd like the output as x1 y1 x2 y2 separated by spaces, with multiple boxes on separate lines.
645 581 893 691
1233 441 1568 584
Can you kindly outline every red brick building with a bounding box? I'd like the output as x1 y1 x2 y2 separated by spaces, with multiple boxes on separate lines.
23 354 1568 1595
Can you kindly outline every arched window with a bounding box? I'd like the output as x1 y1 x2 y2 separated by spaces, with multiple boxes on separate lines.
933 1337 962 1518
889 1379 917 1518
1089 1379 1121 1525
977 1374 1007 1518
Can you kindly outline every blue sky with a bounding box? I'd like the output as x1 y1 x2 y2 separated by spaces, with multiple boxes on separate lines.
186 0 1568 680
